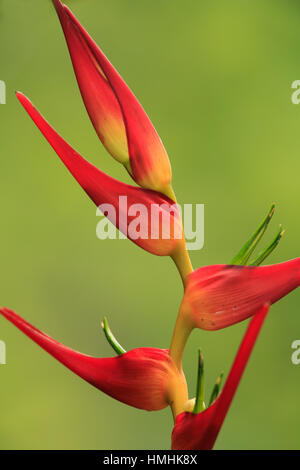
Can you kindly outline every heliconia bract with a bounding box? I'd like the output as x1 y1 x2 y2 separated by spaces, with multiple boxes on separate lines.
52 0 173 199
16 92 185 259
171 304 269 449
0 307 188 414
180 259 300 331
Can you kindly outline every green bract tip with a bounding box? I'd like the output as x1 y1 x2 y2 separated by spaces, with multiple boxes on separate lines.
101 317 126 356
193 349 206 414
231 204 275 266
250 226 285 266
208 372 224 406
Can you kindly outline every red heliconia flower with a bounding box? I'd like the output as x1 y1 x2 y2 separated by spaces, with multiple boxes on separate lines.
0 308 188 414
180 258 300 331
52 0 173 199
171 304 269 450
16 92 184 258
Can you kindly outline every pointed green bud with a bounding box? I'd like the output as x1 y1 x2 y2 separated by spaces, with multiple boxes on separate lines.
193 349 206 413
208 372 224 406
231 204 275 265
101 316 126 356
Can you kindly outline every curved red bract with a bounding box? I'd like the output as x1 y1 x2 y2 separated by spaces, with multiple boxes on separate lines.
181 259 300 330
53 0 172 195
16 92 183 257
0 307 182 412
172 304 269 449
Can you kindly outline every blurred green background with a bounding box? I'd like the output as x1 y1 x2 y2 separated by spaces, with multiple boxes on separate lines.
0 0 300 450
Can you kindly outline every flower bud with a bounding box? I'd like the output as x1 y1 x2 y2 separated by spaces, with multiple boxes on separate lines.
52 0 173 198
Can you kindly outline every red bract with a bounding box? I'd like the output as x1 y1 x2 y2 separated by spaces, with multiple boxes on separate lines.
52 0 173 198
16 92 183 258
180 259 300 330
171 304 269 450
0 308 188 413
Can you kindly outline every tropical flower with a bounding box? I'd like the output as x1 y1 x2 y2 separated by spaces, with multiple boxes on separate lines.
168 205 299 368
2 0 298 451
0 308 188 416
180 258 300 332
16 92 192 282
52 0 174 200
171 304 269 450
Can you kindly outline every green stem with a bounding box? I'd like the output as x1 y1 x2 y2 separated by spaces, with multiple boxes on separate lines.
169 309 193 370
169 372 189 421
164 184 193 287
172 245 193 288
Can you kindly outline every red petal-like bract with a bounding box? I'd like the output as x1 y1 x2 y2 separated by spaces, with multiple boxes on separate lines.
52 0 172 195
0 307 183 412
171 304 269 450
16 92 183 257
181 259 300 330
